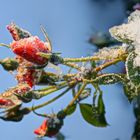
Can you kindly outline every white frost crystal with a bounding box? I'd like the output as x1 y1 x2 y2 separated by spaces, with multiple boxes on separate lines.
109 10 140 67
109 10 140 43
94 46 126 60
134 43 140 67
134 55 140 67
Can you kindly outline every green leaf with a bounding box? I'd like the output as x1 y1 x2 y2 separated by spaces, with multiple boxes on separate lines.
94 73 124 85
65 104 76 116
79 102 108 127
98 93 105 114
126 51 140 86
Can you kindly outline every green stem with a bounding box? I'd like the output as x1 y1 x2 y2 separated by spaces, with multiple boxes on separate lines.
63 62 81 70
63 56 100 63
64 82 87 112
37 81 68 92
36 80 76 98
94 58 123 72
0 43 10 48
29 87 71 111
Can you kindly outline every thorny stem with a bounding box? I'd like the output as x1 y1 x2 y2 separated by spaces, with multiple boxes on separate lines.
39 52 125 64
63 62 81 70
63 56 100 62
94 58 123 72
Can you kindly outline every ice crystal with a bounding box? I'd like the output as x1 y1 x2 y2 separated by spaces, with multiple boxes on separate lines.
109 10 140 67
109 10 140 44
94 46 126 60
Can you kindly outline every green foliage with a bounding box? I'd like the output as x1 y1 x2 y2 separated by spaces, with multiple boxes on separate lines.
2 11 140 138
79 93 108 127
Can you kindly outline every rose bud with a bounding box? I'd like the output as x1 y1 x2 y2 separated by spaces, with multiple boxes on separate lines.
10 36 51 65
0 58 19 71
0 106 30 122
34 117 63 137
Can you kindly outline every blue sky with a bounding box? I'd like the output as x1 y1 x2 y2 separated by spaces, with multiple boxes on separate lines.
0 0 135 140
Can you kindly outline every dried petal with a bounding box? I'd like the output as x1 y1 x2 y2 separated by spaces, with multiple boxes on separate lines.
34 119 48 137
7 22 31 41
0 83 31 108
16 57 42 87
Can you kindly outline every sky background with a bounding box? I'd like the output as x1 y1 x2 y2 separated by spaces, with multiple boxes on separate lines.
0 0 135 140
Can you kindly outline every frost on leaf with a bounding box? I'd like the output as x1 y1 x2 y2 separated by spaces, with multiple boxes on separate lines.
94 73 124 85
109 10 140 44
126 51 140 86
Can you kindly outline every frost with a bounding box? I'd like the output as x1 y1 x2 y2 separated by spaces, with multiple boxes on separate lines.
109 10 140 44
94 73 124 85
134 44 140 67
134 55 140 67
94 46 126 60
128 10 140 22
109 10 140 67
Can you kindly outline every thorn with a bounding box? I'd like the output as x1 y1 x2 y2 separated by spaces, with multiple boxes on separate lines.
40 25 52 51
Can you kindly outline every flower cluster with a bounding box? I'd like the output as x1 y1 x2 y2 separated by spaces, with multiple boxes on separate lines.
1 10 140 139
7 23 52 89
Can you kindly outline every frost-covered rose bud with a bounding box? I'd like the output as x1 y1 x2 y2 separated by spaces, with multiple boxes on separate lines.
10 36 51 65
